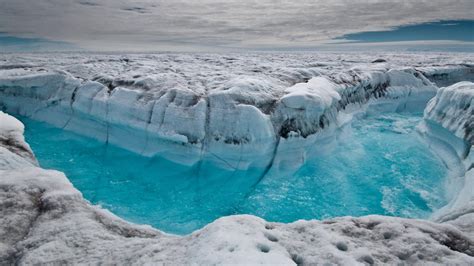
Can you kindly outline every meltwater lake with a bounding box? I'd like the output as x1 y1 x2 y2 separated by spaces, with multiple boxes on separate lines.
21 112 448 235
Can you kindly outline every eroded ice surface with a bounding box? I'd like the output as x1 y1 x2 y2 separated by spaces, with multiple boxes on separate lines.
21 112 447 234
1 52 472 170
0 53 473 264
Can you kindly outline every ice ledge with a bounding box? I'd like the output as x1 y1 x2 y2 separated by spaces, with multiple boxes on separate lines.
1 104 474 265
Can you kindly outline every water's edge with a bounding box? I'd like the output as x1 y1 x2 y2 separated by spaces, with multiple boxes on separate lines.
19 111 449 234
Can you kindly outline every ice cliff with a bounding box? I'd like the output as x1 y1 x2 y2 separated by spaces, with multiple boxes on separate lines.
420 82 474 236
0 53 457 170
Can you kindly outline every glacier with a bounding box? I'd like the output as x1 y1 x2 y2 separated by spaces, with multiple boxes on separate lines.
0 52 473 264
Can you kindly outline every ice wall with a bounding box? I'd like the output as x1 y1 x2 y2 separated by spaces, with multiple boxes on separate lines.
419 65 474 87
424 82 474 148
0 66 440 172
419 82 474 234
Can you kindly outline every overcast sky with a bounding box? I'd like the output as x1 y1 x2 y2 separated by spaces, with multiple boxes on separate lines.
0 0 473 51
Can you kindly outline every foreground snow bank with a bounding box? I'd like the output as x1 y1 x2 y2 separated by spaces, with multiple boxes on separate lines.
1 94 474 264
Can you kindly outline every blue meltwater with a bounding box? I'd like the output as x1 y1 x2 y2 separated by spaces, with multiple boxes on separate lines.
21 112 448 235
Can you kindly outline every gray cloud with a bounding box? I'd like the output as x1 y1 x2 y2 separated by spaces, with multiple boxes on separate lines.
0 0 473 51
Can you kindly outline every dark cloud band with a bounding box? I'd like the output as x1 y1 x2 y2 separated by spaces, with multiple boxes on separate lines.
0 0 472 50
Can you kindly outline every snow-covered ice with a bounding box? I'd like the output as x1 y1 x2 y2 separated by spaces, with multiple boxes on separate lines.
0 52 473 264
2 52 470 169
420 82 474 237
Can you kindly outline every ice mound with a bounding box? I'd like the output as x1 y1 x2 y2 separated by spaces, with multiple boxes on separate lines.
0 111 37 166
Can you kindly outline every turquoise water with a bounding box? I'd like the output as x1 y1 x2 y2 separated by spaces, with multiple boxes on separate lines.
21 113 448 235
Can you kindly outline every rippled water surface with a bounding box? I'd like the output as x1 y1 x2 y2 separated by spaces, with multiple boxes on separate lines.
21 112 448 235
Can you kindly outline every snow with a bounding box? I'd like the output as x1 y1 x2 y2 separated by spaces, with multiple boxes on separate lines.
0 111 37 166
1 52 474 264
0 111 23 135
